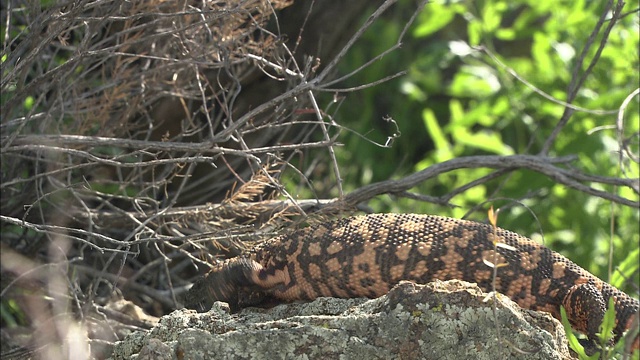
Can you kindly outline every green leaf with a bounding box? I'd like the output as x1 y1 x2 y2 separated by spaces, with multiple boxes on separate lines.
610 248 640 289
450 99 464 124
448 66 500 98
532 33 555 82
0 301 17 327
451 126 513 155
414 4 457 38
422 109 449 151
481 1 506 33
560 307 600 360
495 28 516 40
597 297 616 345
23 96 34 110
468 21 482 46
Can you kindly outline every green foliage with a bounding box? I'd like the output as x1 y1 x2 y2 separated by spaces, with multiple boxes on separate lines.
561 297 631 359
560 306 600 360
329 0 639 296
599 298 618 357
1 300 23 328
610 248 640 290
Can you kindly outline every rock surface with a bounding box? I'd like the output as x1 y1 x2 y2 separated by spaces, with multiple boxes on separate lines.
109 280 572 360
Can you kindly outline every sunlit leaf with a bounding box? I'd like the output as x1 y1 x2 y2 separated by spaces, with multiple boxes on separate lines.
422 108 449 151
414 4 456 38
610 248 639 289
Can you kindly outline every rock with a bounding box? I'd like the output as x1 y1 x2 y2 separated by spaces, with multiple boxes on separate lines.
109 280 571 360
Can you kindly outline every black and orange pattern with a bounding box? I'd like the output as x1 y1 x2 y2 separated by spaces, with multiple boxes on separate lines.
186 213 639 348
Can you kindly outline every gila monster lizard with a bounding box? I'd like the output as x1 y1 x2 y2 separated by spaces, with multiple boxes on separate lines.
185 213 639 349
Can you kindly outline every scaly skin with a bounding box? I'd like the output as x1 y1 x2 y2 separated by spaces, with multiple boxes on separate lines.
185 213 639 349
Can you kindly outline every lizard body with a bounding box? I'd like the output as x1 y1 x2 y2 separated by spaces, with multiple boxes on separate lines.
185 213 639 349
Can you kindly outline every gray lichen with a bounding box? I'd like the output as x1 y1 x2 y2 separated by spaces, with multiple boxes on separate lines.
109 280 571 360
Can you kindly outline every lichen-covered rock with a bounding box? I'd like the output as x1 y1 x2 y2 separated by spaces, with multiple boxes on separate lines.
109 280 571 360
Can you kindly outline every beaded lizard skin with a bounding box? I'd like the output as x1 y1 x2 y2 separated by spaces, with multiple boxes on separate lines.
185 213 639 349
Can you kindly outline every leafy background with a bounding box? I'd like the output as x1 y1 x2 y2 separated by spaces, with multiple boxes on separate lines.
315 0 639 293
